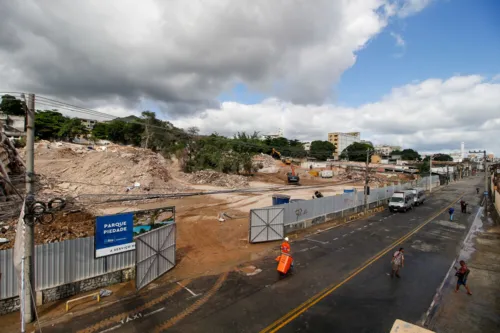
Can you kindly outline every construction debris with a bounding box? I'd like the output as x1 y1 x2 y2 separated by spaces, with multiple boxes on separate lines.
184 170 249 188
27 141 185 198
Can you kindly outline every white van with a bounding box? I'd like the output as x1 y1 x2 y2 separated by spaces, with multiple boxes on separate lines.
388 191 415 212
408 188 426 206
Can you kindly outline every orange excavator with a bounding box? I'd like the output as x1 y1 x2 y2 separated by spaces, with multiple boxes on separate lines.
286 164 300 185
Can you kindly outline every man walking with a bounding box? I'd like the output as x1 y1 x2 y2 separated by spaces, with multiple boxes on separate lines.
449 207 455 221
454 260 472 295
460 200 468 213
390 247 404 278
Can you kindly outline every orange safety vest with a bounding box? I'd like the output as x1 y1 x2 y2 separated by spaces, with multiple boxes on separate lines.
280 241 291 254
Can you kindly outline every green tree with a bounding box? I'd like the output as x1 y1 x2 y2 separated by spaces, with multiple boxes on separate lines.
309 140 335 161
91 122 108 140
35 110 67 140
433 153 453 162
0 94 24 116
340 142 374 162
397 149 421 161
58 118 88 140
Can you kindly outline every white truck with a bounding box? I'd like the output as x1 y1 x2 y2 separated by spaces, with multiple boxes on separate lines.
388 190 415 213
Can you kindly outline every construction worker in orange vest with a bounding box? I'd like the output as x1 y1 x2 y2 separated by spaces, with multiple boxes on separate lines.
281 237 291 254
280 237 294 269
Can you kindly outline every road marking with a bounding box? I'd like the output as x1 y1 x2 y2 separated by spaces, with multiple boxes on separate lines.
144 307 166 318
99 325 122 333
356 228 362 231
342 234 347 237
77 279 191 333
177 282 201 298
363 225 368 228
350 231 355 234
309 246 318 250
259 192 465 333
306 238 329 245
152 272 228 333
333 238 338 241
369 223 373 225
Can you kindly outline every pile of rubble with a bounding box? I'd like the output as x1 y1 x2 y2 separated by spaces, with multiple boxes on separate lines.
185 170 249 188
28 142 185 198
0 210 95 250
253 154 279 173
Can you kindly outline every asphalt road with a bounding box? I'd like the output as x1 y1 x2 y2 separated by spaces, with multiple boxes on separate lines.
42 177 482 333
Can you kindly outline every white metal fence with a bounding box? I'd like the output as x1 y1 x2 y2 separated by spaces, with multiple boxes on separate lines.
249 176 440 241
135 223 176 290
1 237 135 300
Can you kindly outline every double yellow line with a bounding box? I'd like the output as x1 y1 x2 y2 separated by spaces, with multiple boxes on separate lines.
260 192 465 333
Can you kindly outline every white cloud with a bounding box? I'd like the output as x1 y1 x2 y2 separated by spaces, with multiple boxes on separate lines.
173 75 500 155
397 0 435 18
390 32 406 47
0 0 433 115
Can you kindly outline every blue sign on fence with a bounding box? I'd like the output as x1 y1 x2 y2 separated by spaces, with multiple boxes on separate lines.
95 213 135 258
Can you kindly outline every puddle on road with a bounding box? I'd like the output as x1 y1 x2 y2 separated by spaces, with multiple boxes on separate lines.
457 208 484 261
411 239 439 252
433 220 466 230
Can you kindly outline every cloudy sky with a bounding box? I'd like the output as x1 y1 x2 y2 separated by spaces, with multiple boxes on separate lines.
1 0 499 154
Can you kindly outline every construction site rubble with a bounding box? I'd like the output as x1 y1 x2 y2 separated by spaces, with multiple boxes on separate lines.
184 170 249 188
26 141 185 198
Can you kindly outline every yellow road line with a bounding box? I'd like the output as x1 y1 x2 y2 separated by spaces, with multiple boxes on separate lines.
260 192 464 333
153 272 229 333
77 279 191 333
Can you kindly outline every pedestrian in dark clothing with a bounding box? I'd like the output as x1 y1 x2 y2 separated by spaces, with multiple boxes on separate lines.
448 207 455 221
476 187 479 195
454 260 472 295
460 200 468 213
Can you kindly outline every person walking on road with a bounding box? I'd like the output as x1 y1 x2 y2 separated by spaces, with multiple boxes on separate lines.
460 200 468 213
390 248 405 278
476 187 480 195
454 260 472 295
449 207 455 221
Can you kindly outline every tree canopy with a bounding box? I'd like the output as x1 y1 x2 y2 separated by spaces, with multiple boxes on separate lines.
392 148 421 161
432 153 453 162
340 142 374 162
309 140 335 161
1 94 24 116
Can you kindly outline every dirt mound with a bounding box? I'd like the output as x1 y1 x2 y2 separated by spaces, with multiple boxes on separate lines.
185 170 249 188
30 142 185 198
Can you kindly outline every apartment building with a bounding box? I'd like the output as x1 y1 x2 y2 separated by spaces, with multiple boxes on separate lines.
328 132 360 159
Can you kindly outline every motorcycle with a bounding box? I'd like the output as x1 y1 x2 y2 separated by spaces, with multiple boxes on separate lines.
275 253 294 279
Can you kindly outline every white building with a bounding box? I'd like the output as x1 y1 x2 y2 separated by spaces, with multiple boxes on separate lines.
302 141 311 151
327 132 361 159
0 113 26 139
261 128 284 140
375 145 402 157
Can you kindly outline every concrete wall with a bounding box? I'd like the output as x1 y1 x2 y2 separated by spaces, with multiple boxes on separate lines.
0 266 134 315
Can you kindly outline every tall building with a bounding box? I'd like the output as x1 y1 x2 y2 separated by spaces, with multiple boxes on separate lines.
328 132 360 159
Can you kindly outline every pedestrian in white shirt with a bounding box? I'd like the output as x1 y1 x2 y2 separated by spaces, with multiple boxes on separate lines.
391 247 405 278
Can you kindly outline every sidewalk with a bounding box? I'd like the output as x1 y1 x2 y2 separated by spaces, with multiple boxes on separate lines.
426 204 500 332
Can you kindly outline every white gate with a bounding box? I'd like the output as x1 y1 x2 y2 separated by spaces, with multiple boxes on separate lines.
135 223 176 290
249 207 285 243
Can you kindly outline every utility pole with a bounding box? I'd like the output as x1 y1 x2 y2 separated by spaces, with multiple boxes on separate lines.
24 93 36 323
364 149 371 214
429 155 433 192
446 165 449 185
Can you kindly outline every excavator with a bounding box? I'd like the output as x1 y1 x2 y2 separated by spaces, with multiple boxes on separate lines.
271 148 281 159
286 164 300 185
